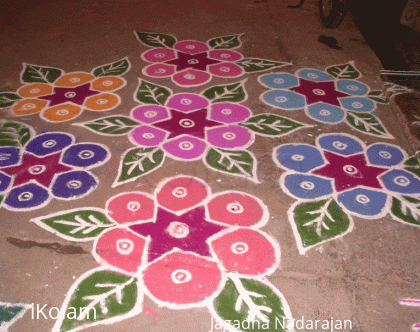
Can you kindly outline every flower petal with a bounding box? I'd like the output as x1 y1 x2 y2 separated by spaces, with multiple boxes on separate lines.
307 103 345 124
61 143 109 168
297 69 335 81
25 133 73 156
84 93 120 111
129 126 167 147
106 192 155 224
275 144 324 172
132 105 169 123
258 73 299 89
41 104 82 122
51 171 97 199
340 97 375 112
317 134 363 156
11 99 47 115
142 48 177 63
18 83 53 98
91 76 125 91
0 147 21 167
163 136 207 160
210 102 251 123
156 176 209 212
381 170 420 194
172 69 211 87
165 93 209 112
207 125 252 149
261 90 306 109
142 63 175 77
367 143 405 167
174 40 209 54
4 183 50 210
0 172 12 192
208 63 244 78
211 228 278 275
338 188 388 216
208 50 243 62
336 79 369 96
283 174 333 199
54 72 94 87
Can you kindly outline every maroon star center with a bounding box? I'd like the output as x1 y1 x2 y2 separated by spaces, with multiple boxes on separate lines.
165 51 220 71
38 83 99 106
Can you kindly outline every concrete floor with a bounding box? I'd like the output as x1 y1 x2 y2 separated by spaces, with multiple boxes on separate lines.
1 0 420 331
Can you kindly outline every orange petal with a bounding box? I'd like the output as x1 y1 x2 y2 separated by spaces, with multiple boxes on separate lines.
84 93 119 111
12 99 47 115
41 103 82 122
91 76 125 91
54 72 94 87
18 83 53 98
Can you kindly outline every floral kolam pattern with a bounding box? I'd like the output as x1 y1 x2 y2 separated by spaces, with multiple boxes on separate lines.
33 175 293 332
0 120 109 211
0 59 130 122
136 32 290 87
274 133 420 254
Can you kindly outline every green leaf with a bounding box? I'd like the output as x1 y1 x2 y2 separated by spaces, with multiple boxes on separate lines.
31 208 115 242
367 90 388 104
114 147 164 187
52 268 142 332
404 155 420 177
0 120 34 147
212 274 293 332
346 111 393 138
134 31 177 48
75 116 140 135
240 114 308 136
202 80 247 103
208 34 242 49
135 79 172 105
21 63 62 83
92 58 130 77
235 58 290 73
0 302 31 331
390 196 420 227
205 148 259 182
0 93 21 108
325 61 361 79
291 199 353 254
384 83 410 97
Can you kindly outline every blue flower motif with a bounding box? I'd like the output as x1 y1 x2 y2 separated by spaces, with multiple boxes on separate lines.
275 144 324 173
381 170 420 194
52 171 98 199
25 133 73 156
317 134 363 155
340 97 375 112
284 174 333 199
338 187 388 216
62 144 109 168
0 148 20 167
296 69 335 82
5 183 50 210
307 103 345 123
261 90 305 109
336 80 369 96
259 73 299 89
367 144 405 167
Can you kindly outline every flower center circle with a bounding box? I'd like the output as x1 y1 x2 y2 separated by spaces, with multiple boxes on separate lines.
184 74 196 80
56 109 69 116
28 165 46 175
179 141 194 150
66 180 82 189
292 154 304 161
231 242 249 255
155 53 165 58
222 132 236 140
186 45 195 49
70 77 81 83
313 89 326 95
142 133 155 139
145 111 157 118
275 96 288 103
78 150 95 159
320 110 331 116
379 151 392 159
179 119 195 128
42 140 57 148
18 191 33 201
300 181 315 190
394 175 411 187
155 68 166 74
348 85 359 91
343 165 358 175
332 141 347 150
116 239 134 255
22 103 36 110
274 78 285 84
227 202 244 214
127 201 141 212
308 73 318 79
187 59 199 64
172 187 187 198
221 109 232 115
30 88 40 94
102 80 113 86
96 98 108 105
220 67 230 72
167 222 190 239
65 92 76 98
181 98 192 105
356 194 370 204
171 269 192 284
221 53 231 58
351 102 363 109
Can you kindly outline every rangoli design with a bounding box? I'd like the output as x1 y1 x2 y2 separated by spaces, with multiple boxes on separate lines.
0 120 110 211
0 58 130 122
32 175 293 332
274 133 420 254
258 62 393 138
0 302 31 331
399 297 420 331
135 32 290 87
77 79 310 185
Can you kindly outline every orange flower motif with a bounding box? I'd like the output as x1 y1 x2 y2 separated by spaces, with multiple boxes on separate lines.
91 76 125 91
17 84 53 98
54 72 95 87
84 93 120 111
41 104 82 122
11 99 47 115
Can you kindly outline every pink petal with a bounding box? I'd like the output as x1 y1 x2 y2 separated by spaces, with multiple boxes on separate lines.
173 40 209 54
142 48 177 63
172 69 211 87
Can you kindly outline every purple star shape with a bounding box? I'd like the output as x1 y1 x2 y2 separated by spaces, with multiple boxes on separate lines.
38 83 100 106
290 79 350 106
129 206 226 262
165 52 220 71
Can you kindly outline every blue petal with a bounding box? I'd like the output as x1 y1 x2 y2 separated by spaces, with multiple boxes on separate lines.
367 144 405 167
52 171 98 199
262 90 306 109
276 144 324 172
25 133 73 156
297 69 335 82
381 170 420 194
0 172 12 192
259 73 299 89
340 97 375 112
5 183 50 210
0 147 21 167
338 188 387 216
62 144 109 168
307 103 345 124
318 134 363 155
284 174 333 199
336 80 369 96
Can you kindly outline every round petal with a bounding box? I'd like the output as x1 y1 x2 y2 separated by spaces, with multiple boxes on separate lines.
54 72 94 87
172 69 211 87
297 69 335 81
129 125 167 147
174 40 209 54
51 171 97 199
4 183 50 210
95 228 146 273
367 144 405 167
336 79 369 96
210 103 251 123
142 48 177 63
91 76 125 91
261 90 306 109
381 170 420 194
0 173 12 192
11 99 47 115
61 143 109 168
156 176 208 212
207 125 252 149
41 104 82 122
317 134 363 156
275 144 324 172
165 93 209 112
18 83 53 98
258 73 299 89
132 105 169 123
283 174 333 199
211 228 278 275
84 93 120 111
142 63 176 77
340 97 375 112
106 192 155 224
209 63 244 78
207 192 264 226
208 50 243 62
338 188 388 216
0 147 21 167
25 133 73 156
143 252 222 306
306 103 345 124
163 136 207 160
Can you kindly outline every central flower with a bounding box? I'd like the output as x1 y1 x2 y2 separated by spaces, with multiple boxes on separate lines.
164 51 221 71
290 79 350 106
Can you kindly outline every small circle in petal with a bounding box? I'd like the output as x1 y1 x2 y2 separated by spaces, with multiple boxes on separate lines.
292 154 304 161
187 59 199 64
70 77 81 83
64 92 76 98
379 151 392 159
222 132 236 140
179 119 195 128
171 269 192 284
181 98 192 105
42 140 57 148
78 150 95 159
127 201 141 212
30 88 41 94
18 191 33 201
23 103 36 110
221 109 232 115
179 141 194 150
28 165 46 175
226 202 244 214
275 96 288 103
116 239 134 255
394 175 411 187
274 78 285 84
332 141 348 150
351 102 363 109
356 194 370 204
320 109 331 116
231 242 249 255
145 111 158 118
172 187 187 198
66 180 82 189
348 85 359 91
308 73 318 79
300 181 315 190
343 165 358 175
56 109 69 115
166 222 190 239
313 89 326 95
142 133 155 139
